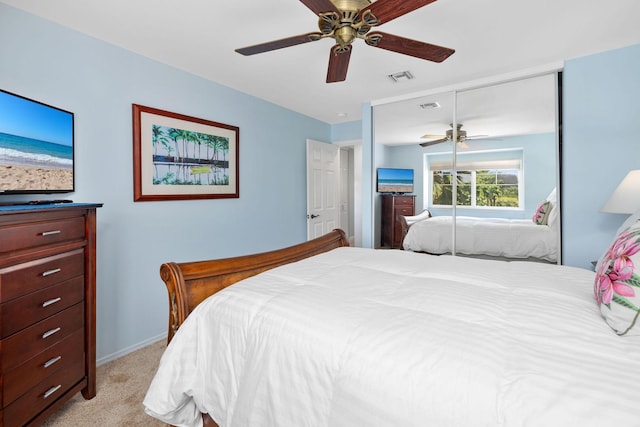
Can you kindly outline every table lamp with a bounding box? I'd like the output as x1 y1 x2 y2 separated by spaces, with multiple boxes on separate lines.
601 170 640 214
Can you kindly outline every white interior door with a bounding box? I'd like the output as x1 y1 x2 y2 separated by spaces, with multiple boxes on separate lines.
307 139 340 240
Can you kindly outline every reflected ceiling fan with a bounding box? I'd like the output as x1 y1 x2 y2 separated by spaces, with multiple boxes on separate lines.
235 0 455 83
419 123 489 148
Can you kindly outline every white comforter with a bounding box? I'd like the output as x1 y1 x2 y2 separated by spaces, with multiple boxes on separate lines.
402 215 558 262
144 247 639 427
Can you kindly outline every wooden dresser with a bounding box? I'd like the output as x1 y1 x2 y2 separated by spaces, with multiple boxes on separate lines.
381 195 415 249
0 203 101 427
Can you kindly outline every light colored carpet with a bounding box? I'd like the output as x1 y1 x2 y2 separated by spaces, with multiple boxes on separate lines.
41 339 167 426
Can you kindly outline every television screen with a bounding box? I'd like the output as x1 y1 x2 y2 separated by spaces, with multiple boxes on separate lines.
377 167 414 194
0 89 74 194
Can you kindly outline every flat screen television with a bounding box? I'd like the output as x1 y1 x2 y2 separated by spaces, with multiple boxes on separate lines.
377 167 414 194
0 89 74 194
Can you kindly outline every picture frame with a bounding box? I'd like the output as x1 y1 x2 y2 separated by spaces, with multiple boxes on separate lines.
133 104 239 202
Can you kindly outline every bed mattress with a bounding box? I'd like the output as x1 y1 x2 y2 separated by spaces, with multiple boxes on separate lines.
402 216 558 261
144 247 638 427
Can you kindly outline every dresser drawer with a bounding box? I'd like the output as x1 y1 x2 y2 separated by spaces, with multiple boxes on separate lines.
3 360 85 427
2 329 84 407
0 249 84 303
393 197 414 206
1 303 83 372
0 216 85 255
1 276 84 338
395 206 414 216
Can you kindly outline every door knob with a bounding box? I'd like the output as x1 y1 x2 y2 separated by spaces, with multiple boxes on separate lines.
309 214 320 219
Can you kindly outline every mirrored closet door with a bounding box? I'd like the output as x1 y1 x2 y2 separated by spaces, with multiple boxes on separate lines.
373 72 561 263
372 90 453 250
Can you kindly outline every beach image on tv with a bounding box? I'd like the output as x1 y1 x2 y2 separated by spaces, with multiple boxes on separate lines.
378 168 413 193
0 90 73 192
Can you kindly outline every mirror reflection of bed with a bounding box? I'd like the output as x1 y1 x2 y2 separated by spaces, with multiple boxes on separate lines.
373 72 560 263
400 188 559 263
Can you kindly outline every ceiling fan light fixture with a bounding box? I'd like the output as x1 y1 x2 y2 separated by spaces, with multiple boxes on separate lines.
335 26 357 46
446 128 467 142
388 70 414 82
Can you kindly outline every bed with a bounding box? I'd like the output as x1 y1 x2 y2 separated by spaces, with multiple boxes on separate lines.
400 190 560 262
144 227 640 427
400 213 559 262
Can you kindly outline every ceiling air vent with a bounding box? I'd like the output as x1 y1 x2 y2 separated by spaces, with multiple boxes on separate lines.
420 102 440 109
388 71 414 82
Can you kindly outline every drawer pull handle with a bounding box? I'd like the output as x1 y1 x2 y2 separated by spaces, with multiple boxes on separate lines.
42 327 61 339
44 385 62 399
42 297 62 308
42 268 62 277
44 356 62 368
41 230 61 237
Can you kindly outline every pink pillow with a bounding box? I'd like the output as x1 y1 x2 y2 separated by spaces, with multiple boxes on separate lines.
532 200 552 225
594 219 640 336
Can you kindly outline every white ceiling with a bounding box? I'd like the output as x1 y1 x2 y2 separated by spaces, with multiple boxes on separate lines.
374 73 558 145
3 0 640 137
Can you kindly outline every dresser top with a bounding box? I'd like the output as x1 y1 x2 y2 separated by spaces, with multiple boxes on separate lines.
0 203 103 213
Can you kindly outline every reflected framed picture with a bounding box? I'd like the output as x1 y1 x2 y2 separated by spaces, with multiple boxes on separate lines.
133 104 239 202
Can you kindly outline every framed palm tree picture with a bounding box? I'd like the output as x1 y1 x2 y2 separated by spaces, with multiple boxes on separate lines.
133 104 239 201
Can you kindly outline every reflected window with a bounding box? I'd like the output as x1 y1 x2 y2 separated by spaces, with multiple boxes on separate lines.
476 169 519 207
432 170 468 206
429 150 523 209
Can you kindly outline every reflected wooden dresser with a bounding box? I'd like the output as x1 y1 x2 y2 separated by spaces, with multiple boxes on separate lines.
0 203 101 426
381 195 415 249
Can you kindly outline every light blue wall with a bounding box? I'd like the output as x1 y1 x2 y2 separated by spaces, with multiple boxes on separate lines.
563 44 640 268
0 4 331 361
332 120 361 141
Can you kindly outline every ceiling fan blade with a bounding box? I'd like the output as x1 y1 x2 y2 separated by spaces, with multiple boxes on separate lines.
236 32 323 56
366 31 454 62
326 45 352 83
361 0 437 25
420 134 445 139
299 0 340 15
419 137 448 147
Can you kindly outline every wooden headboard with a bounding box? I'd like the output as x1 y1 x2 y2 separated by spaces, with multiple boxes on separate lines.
159 229 349 343
398 209 432 247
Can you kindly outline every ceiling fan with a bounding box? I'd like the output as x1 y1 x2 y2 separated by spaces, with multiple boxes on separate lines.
419 123 489 148
235 0 455 83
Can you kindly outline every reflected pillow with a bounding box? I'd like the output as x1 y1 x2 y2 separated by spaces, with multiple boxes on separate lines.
594 218 640 336
546 188 559 226
546 188 557 202
532 200 552 225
